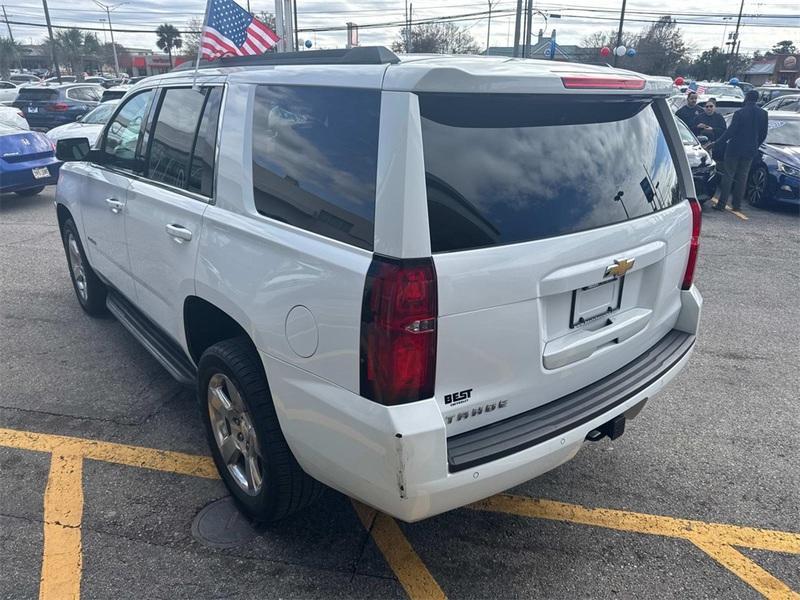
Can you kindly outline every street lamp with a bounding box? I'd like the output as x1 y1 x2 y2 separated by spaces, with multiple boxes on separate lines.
93 1 128 76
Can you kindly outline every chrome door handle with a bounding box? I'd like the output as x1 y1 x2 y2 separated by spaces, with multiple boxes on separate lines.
165 224 193 243
105 198 124 214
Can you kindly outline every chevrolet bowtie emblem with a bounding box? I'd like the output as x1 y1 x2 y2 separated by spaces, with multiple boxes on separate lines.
605 258 635 278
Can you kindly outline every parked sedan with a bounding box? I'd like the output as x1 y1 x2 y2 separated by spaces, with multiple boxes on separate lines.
762 94 799 113
0 81 19 106
676 118 718 204
0 123 60 196
46 99 119 146
12 84 103 131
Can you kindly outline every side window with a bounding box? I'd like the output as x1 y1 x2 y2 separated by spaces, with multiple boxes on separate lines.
67 87 86 101
101 89 155 168
146 87 207 190
251 85 380 250
187 87 223 196
86 86 102 101
783 99 799 111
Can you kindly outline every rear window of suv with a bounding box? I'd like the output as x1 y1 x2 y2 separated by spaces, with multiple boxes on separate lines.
251 85 380 250
16 88 58 101
418 94 682 253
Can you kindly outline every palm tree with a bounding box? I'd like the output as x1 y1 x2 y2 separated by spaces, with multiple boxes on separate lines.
155 24 183 68
54 28 89 79
0 37 23 79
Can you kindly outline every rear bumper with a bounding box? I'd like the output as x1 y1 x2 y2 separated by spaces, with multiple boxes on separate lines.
0 159 60 193
265 286 702 522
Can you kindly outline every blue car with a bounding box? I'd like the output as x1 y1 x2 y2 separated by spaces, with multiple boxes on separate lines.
745 111 800 208
12 83 103 131
0 123 60 196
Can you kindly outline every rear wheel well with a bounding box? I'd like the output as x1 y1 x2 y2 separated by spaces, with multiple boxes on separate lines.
184 297 255 364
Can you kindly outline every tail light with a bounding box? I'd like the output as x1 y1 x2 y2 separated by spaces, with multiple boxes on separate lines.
16 110 24 118
682 198 702 290
360 255 437 406
46 103 69 112
561 74 646 90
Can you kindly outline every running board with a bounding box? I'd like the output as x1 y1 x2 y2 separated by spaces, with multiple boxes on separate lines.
106 290 197 387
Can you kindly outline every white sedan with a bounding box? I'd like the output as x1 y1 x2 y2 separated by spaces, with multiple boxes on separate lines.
0 106 29 130
46 99 119 146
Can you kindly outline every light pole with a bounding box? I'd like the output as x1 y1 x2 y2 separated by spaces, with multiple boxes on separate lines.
613 0 627 67
720 16 732 48
486 0 493 54
41 0 62 83
99 18 107 44
93 0 127 75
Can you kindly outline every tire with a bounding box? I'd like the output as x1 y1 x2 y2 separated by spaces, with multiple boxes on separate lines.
15 186 45 197
61 218 107 316
746 166 769 207
198 338 323 522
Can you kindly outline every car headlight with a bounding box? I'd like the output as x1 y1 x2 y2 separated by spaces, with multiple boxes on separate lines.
777 161 800 178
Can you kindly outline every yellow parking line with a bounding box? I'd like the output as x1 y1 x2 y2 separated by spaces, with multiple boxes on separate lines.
728 208 750 220
39 453 83 600
0 427 219 479
689 537 800 600
352 500 447 600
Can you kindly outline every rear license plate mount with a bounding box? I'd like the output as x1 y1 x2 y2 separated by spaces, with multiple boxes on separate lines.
32 167 50 179
570 277 623 328
28 106 38 113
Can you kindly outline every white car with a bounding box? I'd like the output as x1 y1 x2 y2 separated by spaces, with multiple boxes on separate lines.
0 106 29 130
0 81 19 106
46 100 119 146
53 48 702 523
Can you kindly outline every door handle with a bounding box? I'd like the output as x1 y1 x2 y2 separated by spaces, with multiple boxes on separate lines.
105 198 125 214
165 224 193 243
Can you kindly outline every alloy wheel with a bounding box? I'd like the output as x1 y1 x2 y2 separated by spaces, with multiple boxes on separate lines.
747 168 766 206
67 232 88 302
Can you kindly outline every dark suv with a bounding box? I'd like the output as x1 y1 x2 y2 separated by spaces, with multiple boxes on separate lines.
13 84 103 131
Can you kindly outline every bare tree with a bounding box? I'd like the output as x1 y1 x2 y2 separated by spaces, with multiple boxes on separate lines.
392 22 480 54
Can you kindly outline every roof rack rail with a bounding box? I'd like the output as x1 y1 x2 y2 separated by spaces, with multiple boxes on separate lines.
172 46 400 72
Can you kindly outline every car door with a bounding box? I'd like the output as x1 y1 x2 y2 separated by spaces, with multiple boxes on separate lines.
125 85 223 345
80 88 156 302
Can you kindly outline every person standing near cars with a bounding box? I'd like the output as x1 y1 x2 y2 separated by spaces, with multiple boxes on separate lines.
709 90 768 212
676 91 704 129
694 98 727 161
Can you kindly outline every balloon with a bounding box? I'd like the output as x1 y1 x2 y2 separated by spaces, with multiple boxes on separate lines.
675 76 685 85
729 77 739 85
626 47 636 57
304 39 313 48
614 45 627 57
600 47 611 57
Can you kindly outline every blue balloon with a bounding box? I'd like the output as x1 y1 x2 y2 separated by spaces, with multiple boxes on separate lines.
729 77 739 85
304 39 313 48
626 47 636 57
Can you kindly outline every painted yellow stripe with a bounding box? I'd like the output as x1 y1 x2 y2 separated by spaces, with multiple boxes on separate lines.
689 538 800 600
469 495 800 554
352 500 447 600
39 453 83 600
730 209 750 221
0 427 219 479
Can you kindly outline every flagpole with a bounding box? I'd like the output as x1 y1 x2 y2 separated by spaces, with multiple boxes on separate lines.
192 0 212 90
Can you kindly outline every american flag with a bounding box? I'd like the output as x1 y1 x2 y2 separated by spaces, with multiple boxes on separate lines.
201 0 280 60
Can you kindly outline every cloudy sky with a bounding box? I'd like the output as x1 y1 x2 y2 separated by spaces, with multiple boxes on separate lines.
4 0 798 57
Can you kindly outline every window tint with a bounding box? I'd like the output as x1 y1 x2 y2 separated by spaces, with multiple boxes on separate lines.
251 85 380 250
419 94 682 253
147 87 208 190
67 87 97 102
101 89 154 168
187 87 222 196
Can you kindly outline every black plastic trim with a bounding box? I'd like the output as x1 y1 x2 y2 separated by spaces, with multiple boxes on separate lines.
106 290 197 387
446 329 695 472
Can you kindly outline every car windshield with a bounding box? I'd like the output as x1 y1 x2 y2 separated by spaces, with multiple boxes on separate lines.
766 119 800 145
706 86 744 98
82 101 118 124
676 119 697 145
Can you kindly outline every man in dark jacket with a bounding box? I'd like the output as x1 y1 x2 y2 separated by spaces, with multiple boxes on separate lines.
710 90 768 211
676 92 703 129
694 98 727 161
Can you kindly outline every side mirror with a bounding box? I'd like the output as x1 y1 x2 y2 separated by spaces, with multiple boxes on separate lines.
56 137 92 162
697 135 709 144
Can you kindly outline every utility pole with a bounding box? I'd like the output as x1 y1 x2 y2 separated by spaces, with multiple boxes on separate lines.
292 0 298 51
612 0 627 67
727 0 745 79
486 0 492 54
41 0 62 83
408 3 412 53
93 1 126 75
512 0 522 57
524 0 533 58
2 5 23 70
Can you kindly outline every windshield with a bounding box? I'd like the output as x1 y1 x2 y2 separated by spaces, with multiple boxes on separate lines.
766 119 800 145
676 118 697 145
82 101 118 124
706 86 744 99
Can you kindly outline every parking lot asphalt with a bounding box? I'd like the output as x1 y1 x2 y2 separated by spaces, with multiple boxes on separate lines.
1 187 798 600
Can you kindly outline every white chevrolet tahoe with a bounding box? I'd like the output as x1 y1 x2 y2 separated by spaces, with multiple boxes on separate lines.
54 47 702 523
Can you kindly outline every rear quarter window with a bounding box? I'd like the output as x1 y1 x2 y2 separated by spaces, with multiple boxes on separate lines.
251 85 380 250
16 88 57 101
419 94 682 253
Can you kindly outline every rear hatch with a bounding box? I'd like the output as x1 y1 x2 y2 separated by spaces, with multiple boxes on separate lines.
13 88 59 126
419 92 693 436
0 128 54 163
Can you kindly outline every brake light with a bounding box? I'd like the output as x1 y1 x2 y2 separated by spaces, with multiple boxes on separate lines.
360 255 437 406
682 198 702 290
46 103 69 112
16 110 24 118
561 73 646 90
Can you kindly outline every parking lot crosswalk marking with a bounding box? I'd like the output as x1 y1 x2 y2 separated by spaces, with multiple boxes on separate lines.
689 537 800 600
39 453 83 600
353 500 447 600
